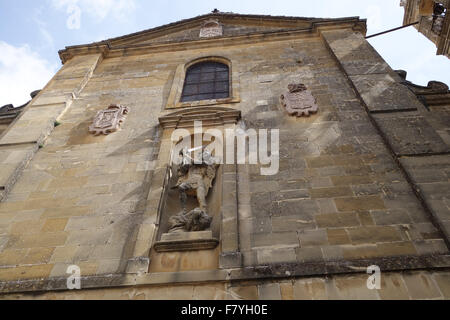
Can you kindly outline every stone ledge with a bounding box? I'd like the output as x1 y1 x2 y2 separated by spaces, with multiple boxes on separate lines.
0 254 449 295
154 231 219 252
233 253 450 281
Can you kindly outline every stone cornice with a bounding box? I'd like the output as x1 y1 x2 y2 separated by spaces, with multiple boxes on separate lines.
59 44 110 66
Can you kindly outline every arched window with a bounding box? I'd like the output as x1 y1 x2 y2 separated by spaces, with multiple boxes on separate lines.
181 61 230 102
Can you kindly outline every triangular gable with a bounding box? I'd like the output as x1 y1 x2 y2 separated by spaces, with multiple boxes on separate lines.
109 13 319 47
68 12 361 48
59 12 365 63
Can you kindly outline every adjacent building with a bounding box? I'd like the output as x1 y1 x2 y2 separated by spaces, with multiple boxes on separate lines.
401 0 450 58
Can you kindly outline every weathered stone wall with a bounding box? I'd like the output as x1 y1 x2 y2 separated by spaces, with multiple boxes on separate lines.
322 28 450 260
0 53 165 280
0 17 449 299
238 32 449 267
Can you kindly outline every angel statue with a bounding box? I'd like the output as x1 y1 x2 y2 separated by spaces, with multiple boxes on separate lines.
168 146 220 233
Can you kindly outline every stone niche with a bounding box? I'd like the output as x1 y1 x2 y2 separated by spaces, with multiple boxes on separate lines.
148 107 242 273
154 136 223 253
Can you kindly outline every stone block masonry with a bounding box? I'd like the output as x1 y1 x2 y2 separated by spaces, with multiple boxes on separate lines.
322 28 450 252
0 13 448 299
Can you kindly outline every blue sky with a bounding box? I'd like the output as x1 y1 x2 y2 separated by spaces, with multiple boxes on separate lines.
1 0 450 107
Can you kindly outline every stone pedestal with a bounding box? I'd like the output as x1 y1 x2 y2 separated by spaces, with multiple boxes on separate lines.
154 231 219 252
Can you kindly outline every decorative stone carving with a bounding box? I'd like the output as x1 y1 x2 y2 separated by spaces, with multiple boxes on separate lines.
168 147 219 233
280 83 319 117
154 231 219 252
89 104 129 135
395 70 450 107
199 19 223 38
168 208 212 233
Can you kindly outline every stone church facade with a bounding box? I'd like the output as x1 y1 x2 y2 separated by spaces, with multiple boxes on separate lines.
0 12 449 300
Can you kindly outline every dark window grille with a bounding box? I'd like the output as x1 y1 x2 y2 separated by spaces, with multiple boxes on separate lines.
181 62 230 102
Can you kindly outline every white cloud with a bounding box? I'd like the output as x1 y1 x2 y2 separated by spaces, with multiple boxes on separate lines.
0 41 56 107
51 0 136 27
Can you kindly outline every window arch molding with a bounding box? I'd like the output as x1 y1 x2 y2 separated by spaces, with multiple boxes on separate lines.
184 56 230 71
166 56 241 109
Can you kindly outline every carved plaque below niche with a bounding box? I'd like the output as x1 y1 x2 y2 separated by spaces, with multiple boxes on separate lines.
154 231 219 252
89 104 130 135
280 83 318 117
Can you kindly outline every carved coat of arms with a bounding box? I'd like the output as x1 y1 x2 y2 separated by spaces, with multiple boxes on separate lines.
280 83 318 117
89 104 130 135
199 19 223 38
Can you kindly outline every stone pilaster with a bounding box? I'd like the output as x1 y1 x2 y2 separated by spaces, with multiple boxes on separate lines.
322 28 450 246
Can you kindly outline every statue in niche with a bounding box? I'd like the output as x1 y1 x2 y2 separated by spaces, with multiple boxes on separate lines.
280 83 318 117
89 104 129 135
168 146 219 233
